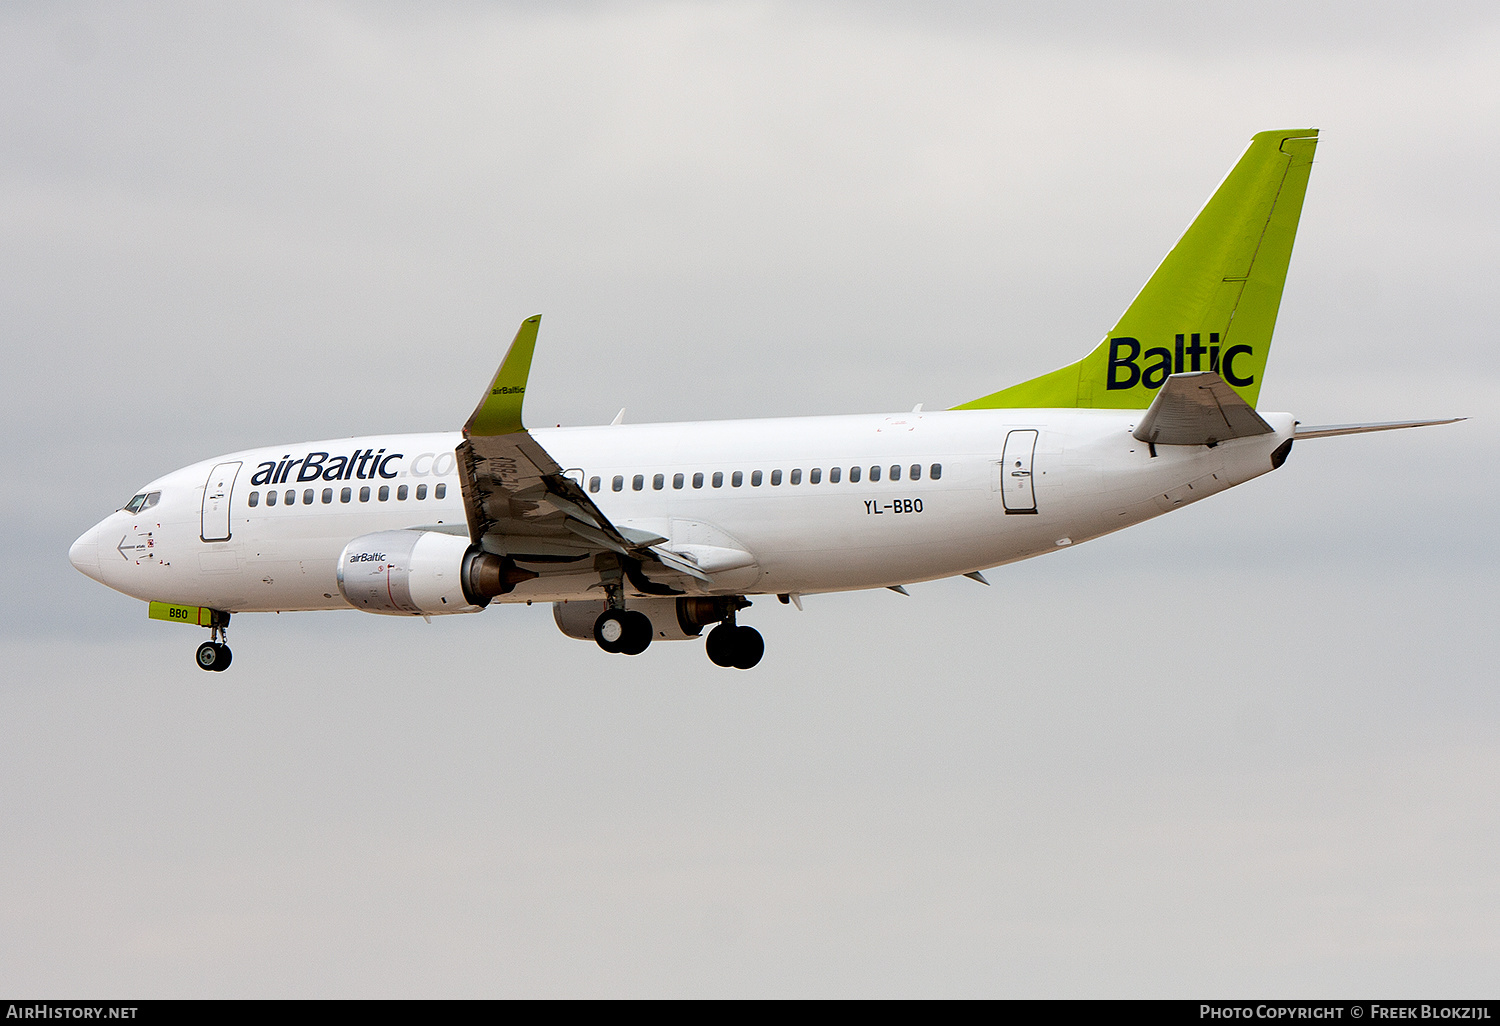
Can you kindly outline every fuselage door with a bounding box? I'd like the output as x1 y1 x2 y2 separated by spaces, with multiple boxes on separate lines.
200 461 242 542
1000 430 1038 514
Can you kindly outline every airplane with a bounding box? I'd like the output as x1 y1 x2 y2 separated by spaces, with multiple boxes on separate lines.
68 128 1461 672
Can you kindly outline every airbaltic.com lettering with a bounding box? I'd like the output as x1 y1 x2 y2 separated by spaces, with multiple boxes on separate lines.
248 450 457 487
1107 334 1255 390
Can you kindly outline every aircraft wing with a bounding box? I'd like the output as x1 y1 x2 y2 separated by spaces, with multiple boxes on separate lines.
1132 371 1274 446
455 316 709 594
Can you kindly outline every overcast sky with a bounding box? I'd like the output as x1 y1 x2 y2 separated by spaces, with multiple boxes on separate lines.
2 1 1497 997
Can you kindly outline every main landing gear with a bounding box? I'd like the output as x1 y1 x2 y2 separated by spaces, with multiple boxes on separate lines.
593 608 653 655
587 572 765 668
705 621 763 670
590 605 765 668
195 614 232 672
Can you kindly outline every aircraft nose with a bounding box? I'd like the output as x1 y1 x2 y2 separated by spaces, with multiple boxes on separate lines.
69 526 102 581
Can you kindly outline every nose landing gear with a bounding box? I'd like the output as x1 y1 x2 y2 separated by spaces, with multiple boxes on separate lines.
195 613 232 672
195 641 231 671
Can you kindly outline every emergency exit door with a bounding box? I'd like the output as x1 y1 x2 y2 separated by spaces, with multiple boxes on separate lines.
1000 430 1038 514
200 462 241 542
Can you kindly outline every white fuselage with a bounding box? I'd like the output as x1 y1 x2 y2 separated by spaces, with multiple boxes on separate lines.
69 408 1295 614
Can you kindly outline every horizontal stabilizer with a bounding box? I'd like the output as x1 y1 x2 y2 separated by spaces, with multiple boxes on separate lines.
1133 372 1273 446
1294 418 1465 439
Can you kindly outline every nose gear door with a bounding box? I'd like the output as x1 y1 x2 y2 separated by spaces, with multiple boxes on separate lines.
200 461 242 542
1000 430 1038 514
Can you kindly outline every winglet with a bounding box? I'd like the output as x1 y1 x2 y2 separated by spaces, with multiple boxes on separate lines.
465 315 541 438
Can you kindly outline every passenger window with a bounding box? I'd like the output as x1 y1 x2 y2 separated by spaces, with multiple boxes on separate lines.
341 487 352 503
435 483 446 499
612 475 624 492
673 473 684 489
633 474 644 491
869 466 881 482
890 465 901 481
266 490 278 506
849 466 861 483
712 472 724 488
142 491 161 511
124 494 147 513
732 471 743 487
790 469 802 485
693 472 704 489
285 489 296 505
830 467 841 483
810 468 821 484
397 485 407 500
415 484 427 500
304 488 315 504
359 486 370 502
248 491 259 508
323 488 333 503
770 469 782 486
910 464 921 481
589 476 601 493
653 473 665 490
930 463 942 480
751 470 762 486
378 485 390 501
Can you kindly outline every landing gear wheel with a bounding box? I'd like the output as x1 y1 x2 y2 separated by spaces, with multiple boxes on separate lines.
196 641 231 672
705 623 737 667
730 626 763 669
593 610 628 653
706 624 763 669
618 610 653 655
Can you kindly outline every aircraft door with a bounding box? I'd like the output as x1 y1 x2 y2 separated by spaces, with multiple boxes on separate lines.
1000 430 1038 514
201 461 242 542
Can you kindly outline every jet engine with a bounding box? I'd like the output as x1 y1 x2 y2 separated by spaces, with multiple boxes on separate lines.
336 530 536 616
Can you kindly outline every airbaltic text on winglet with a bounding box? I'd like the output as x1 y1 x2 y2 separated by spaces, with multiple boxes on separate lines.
1107 333 1255 389
492 385 524 395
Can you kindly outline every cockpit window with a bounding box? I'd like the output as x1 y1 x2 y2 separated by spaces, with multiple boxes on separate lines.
141 491 161 511
123 493 147 513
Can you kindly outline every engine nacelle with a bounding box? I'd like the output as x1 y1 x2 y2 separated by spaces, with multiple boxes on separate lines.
552 596 745 641
336 530 536 616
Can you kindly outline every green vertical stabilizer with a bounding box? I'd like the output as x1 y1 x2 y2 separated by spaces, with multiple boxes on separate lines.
954 129 1318 411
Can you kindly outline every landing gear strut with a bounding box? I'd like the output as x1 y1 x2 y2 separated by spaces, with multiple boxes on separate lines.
591 555 654 655
195 613 232 672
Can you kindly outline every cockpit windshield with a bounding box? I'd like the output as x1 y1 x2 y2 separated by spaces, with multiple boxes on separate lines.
122 491 161 514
